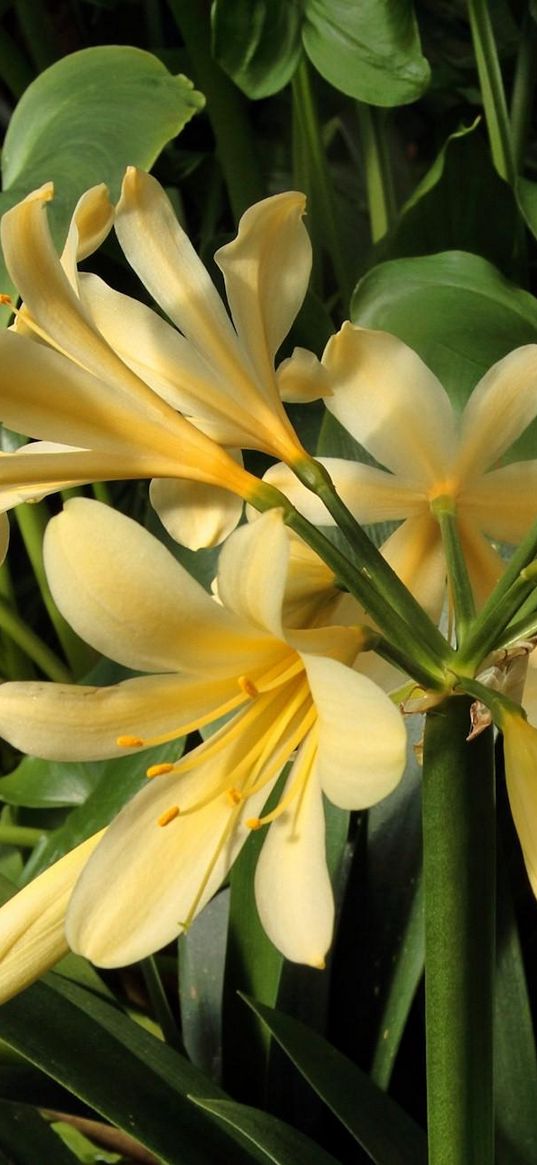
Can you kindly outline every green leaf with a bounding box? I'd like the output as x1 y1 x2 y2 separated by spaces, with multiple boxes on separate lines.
0 974 262 1165
20 738 185 882
191 1097 343 1165
211 0 303 99
178 888 229 1077
351 250 537 458
0 46 204 324
302 0 430 106
0 756 104 809
52 1122 121 1164
240 998 427 1164
0 1100 79 1164
380 122 519 273
213 0 429 105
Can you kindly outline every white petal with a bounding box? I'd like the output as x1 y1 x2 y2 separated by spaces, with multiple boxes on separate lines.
255 757 333 967
0 831 103 1002
277 347 332 403
61 185 114 289
321 323 457 483
301 654 407 808
463 461 537 543
44 499 275 676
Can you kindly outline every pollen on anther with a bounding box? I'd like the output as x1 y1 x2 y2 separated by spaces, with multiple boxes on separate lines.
146 762 175 779
227 787 242 805
246 816 262 831
158 805 180 827
0 294 13 306
238 675 259 699
117 734 145 748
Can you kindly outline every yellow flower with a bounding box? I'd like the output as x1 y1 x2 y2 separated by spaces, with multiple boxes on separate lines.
0 501 407 978
0 171 315 547
500 712 537 895
265 322 537 616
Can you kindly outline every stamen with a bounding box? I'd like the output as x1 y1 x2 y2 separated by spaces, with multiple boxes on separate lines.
158 806 180 827
0 295 13 306
146 762 175 779
117 734 144 748
246 817 262 830
227 787 243 805
238 675 259 699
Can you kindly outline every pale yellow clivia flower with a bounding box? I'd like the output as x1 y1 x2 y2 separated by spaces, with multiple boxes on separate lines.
0 170 317 548
0 501 407 993
264 322 537 617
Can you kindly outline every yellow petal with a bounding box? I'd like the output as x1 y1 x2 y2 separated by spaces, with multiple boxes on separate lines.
215 192 310 392
380 515 447 620
44 499 278 676
456 345 537 481
150 476 243 549
456 515 504 609
0 513 8 565
321 323 457 484
260 457 422 525
277 347 332 403
301 654 407 808
0 673 240 761
65 757 274 967
254 758 333 967
0 831 103 1002
217 509 289 638
61 185 114 288
502 715 537 895
463 461 537 543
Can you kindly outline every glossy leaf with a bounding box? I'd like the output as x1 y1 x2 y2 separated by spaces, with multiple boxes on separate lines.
0 974 263 1165
178 888 230 1078
0 1100 78 1164
0 46 204 324
213 0 429 105
242 998 427 1164
192 1096 343 1165
351 250 537 459
212 0 302 98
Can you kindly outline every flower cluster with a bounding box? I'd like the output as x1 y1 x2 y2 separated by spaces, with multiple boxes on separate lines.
0 170 536 1004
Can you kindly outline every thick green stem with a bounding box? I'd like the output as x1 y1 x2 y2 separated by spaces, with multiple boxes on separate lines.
467 0 517 185
0 825 45 848
356 103 396 243
422 697 495 1165
292 59 353 309
167 0 265 220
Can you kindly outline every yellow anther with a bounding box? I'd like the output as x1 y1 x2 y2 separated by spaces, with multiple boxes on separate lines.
246 817 262 831
117 734 145 748
146 762 175 779
238 675 259 699
0 294 13 306
158 805 180 827
227 787 242 805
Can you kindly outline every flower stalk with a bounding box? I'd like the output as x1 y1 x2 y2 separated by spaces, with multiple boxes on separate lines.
422 696 495 1165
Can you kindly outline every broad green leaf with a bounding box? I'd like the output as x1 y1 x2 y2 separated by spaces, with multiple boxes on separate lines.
0 756 104 809
192 1096 343 1165
178 888 229 1077
0 974 263 1165
351 251 537 459
240 998 427 1164
516 176 537 242
381 123 519 273
21 737 185 882
212 0 302 98
302 0 430 106
0 1100 78 1164
213 0 429 105
0 46 204 324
